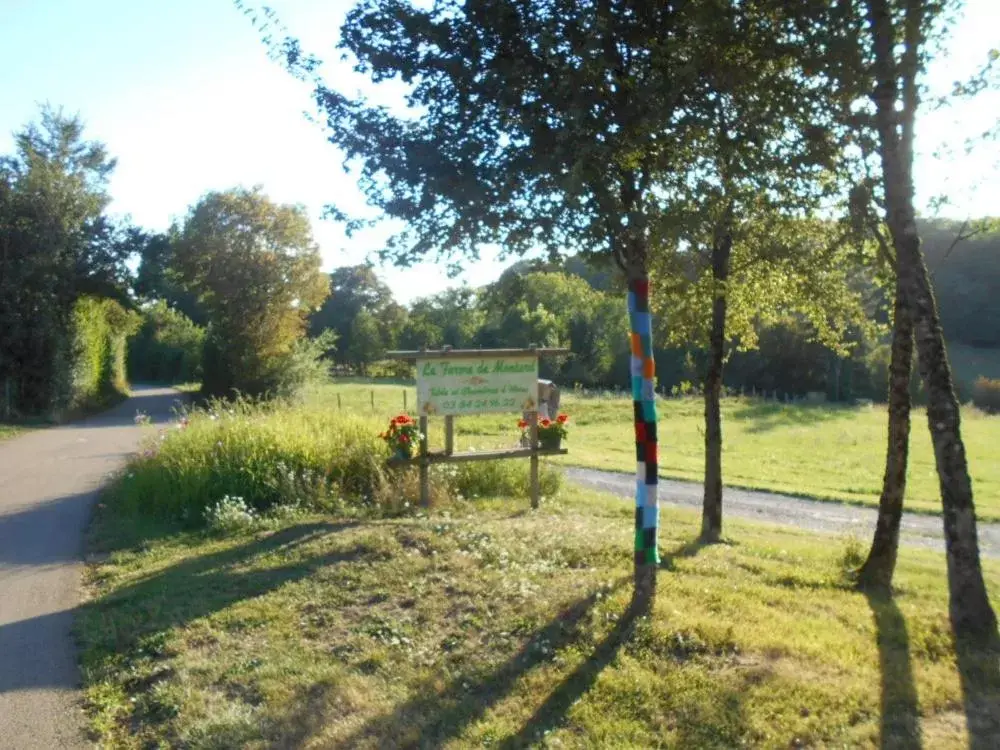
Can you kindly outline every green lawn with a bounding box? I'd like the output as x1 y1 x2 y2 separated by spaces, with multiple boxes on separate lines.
79 488 1000 748
304 382 1000 521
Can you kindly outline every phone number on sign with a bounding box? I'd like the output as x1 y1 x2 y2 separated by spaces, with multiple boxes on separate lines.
438 397 518 411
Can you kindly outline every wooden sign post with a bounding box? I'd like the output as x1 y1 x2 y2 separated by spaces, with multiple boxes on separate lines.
386 347 568 509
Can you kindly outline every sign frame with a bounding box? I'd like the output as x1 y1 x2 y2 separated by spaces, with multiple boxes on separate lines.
386 346 569 509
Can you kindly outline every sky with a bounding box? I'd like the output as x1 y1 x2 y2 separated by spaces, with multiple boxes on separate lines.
0 0 997 304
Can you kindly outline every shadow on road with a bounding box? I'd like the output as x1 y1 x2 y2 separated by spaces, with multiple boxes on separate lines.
76 386 186 429
0 492 96 566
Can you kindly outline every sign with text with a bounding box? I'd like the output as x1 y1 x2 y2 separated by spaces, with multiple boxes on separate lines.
416 355 538 416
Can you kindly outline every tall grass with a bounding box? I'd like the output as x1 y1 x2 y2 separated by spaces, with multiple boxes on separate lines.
104 398 561 529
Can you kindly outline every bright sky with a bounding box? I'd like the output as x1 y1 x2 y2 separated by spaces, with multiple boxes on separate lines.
0 0 997 304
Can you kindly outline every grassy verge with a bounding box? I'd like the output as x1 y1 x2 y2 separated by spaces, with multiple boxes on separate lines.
79 488 1000 748
311 382 1000 521
0 423 26 441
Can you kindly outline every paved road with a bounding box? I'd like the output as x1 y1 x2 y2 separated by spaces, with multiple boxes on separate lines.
0 387 183 750
567 466 1000 558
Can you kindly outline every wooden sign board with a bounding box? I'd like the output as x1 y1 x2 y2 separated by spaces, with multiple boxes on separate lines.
416 355 538 416
386 347 569 510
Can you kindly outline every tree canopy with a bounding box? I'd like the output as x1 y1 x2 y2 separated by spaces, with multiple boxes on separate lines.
171 187 330 397
0 107 132 414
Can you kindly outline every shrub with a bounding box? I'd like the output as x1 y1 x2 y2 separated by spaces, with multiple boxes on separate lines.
270 329 336 399
128 301 205 384
63 296 140 415
972 376 1000 414
205 495 257 534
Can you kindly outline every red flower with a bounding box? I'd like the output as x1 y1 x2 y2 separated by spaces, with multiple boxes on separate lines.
400 434 410 443
517 419 528 429
540 418 552 428
556 414 569 424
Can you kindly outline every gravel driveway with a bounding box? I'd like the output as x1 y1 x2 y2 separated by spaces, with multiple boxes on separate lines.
566 466 1000 558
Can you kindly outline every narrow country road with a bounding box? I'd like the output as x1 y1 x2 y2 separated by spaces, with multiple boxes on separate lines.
567 466 1000 558
0 387 183 750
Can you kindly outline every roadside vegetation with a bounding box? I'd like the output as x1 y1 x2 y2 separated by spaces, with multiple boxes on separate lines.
0 424 25 441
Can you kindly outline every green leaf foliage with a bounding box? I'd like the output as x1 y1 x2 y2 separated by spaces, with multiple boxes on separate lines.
170 187 330 398
128 301 206 385
0 106 134 417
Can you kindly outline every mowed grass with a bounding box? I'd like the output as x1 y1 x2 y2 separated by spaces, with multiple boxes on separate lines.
311 382 1000 520
79 488 1000 748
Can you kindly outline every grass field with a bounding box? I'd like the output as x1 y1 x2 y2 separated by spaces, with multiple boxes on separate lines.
304 382 1000 521
0 424 23 441
79 487 1000 748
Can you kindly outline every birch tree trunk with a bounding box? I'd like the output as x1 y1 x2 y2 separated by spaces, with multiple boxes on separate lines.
858 278 913 589
702 221 733 543
868 0 997 639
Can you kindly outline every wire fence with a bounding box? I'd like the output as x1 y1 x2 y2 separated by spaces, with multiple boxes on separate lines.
317 379 838 417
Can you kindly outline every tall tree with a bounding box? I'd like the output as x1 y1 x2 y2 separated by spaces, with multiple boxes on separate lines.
264 0 731 610
171 188 329 397
310 265 398 368
0 107 123 414
346 308 386 375
853 0 997 637
133 230 206 325
642 0 858 542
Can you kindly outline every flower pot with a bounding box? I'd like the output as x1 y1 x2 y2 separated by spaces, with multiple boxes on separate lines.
393 446 413 461
539 434 562 451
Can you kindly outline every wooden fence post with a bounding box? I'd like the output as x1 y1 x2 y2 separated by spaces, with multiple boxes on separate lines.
371 390 375 412
529 410 540 509
445 415 454 455
419 414 429 507
337 393 342 411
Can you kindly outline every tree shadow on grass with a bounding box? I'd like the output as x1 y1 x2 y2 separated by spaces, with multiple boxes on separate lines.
864 589 922 750
324 578 630 749
731 401 856 435
954 628 1000 750
82 522 364 650
659 536 733 572
2 521 363 699
496 592 648 749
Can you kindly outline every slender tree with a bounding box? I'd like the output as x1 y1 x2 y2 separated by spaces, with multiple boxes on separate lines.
644 0 859 542
259 0 742 610
858 263 913 589
858 0 997 637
